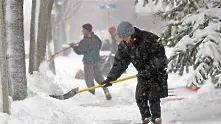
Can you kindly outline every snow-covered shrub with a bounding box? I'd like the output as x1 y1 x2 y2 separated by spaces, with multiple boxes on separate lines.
162 3 221 87
137 0 221 87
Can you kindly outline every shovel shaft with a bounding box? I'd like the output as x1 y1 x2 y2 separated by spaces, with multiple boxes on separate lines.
47 46 71 62
56 47 71 54
76 75 137 94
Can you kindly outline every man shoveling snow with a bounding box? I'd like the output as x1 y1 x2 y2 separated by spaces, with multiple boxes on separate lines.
101 21 168 124
68 23 112 100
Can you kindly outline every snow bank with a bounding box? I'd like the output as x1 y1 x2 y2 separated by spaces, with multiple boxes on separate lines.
27 71 63 97
163 84 221 123
0 97 85 124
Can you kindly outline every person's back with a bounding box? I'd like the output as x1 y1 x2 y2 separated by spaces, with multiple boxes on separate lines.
73 31 102 64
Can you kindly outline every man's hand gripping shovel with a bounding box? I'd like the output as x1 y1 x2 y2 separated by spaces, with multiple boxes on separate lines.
49 75 137 100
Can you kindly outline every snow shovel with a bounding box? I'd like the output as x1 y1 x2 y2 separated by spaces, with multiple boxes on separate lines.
161 86 200 104
49 75 137 100
47 46 72 62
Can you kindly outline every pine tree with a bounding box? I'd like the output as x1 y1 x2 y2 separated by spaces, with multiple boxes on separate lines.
137 0 221 88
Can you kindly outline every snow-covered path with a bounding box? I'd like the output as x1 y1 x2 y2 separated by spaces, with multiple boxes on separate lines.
0 54 221 124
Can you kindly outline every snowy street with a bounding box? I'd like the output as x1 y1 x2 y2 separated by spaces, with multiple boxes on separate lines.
0 0 220 123
0 53 220 124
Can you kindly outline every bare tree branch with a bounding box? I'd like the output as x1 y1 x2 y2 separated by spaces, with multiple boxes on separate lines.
64 0 82 21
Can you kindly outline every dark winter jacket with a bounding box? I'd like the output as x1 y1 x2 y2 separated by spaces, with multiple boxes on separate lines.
106 27 168 99
73 32 102 64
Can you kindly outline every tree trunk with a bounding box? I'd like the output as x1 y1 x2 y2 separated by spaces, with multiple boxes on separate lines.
29 0 36 74
51 14 60 53
36 0 50 71
61 21 67 45
5 0 27 100
47 0 56 74
53 2 64 52
52 20 62 52
0 0 10 114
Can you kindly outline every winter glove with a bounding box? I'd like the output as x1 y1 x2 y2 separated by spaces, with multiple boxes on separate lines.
69 42 76 48
101 79 112 87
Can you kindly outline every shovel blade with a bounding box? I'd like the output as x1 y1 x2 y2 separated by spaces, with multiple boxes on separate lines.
49 88 79 100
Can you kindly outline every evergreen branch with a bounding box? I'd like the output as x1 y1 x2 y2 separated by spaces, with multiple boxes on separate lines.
190 38 204 56
188 0 200 10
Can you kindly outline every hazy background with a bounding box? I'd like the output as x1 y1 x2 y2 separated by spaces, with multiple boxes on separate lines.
24 0 166 42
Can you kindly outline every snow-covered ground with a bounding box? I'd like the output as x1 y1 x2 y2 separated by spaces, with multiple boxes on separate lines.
0 1 219 123
0 49 221 124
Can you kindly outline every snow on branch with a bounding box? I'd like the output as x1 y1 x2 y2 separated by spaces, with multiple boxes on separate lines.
164 6 221 87
155 0 195 20
135 0 160 6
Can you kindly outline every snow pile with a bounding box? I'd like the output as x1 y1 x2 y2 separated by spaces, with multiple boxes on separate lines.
0 97 85 124
27 71 63 97
38 61 50 75
163 83 221 123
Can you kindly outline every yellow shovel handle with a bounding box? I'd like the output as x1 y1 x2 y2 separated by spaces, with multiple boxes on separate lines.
76 75 137 94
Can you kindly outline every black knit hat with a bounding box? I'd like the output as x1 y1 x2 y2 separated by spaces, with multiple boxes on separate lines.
82 23 93 31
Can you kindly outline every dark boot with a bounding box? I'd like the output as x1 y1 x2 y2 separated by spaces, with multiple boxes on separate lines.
142 117 151 124
151 118 162 124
